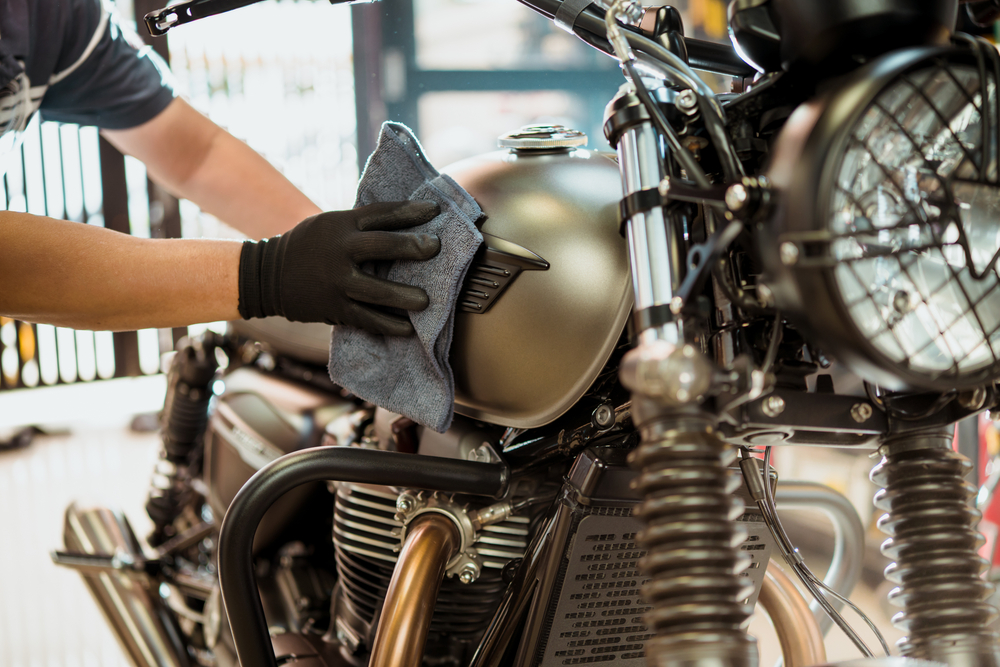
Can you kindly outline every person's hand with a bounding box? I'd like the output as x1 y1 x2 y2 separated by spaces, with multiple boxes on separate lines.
237 200 441 335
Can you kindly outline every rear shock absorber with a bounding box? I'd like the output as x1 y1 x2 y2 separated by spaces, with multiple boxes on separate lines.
871 428 1000 666
628 401 757 667
146 332 221 544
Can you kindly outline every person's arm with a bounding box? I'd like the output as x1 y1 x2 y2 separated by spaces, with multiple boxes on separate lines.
101 98 321 238
0 211 241 330
0 201 440 333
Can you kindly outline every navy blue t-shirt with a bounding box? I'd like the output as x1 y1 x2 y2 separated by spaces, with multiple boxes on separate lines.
0 0 175 139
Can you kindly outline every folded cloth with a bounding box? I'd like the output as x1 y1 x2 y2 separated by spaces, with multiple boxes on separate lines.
328 122 484 433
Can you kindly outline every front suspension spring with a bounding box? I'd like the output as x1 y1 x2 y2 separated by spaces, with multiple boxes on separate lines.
629 414 757 667
871 431 1000 665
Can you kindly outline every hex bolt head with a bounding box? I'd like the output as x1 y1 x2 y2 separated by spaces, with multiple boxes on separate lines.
850 403 873 423
762 395 786 418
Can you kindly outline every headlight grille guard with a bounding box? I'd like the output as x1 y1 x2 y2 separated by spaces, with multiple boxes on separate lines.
767 40 1000 391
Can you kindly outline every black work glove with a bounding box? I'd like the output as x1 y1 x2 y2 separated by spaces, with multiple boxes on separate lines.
238 200 441 336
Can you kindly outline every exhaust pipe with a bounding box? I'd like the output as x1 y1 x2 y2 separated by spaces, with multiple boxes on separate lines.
758 563 827 667
369 513 461 667
58 503 190 667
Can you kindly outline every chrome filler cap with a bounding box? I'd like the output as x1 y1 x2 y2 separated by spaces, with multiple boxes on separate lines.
498 124 588 150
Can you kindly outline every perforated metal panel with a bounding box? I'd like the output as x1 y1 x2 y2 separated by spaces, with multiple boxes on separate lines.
538 508 771 667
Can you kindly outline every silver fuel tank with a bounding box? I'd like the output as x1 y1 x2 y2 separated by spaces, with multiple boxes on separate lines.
444 126 631 429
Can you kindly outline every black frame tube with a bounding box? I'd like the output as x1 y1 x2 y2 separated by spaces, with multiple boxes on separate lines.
218 446 508 667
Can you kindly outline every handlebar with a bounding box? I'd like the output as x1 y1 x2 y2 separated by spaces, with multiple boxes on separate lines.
145 0 755 78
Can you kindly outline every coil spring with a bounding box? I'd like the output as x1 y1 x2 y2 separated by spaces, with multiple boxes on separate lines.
871 435 999 662
146 335 219 541
629 417 757 667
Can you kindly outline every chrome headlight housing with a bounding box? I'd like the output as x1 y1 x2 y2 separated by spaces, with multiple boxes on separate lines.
763 46 1000 390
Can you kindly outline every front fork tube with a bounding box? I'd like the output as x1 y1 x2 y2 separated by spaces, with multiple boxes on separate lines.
610 88 758 667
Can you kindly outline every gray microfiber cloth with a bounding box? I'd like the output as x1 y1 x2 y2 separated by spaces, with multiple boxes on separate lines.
328 122 484 433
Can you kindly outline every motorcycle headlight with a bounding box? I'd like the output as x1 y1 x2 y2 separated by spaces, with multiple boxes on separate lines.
764 46 1000 390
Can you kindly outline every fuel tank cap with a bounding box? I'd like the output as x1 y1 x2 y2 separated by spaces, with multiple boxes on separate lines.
498 124 588 150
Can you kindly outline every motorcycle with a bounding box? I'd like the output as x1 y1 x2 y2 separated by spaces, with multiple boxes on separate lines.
51 1 1000 666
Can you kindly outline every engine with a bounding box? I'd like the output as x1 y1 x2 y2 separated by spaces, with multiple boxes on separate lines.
331 482 531 664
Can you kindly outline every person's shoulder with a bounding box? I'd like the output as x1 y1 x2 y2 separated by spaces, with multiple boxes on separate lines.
50 0 111 74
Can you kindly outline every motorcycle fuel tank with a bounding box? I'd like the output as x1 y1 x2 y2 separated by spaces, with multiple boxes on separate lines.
443 127 632 429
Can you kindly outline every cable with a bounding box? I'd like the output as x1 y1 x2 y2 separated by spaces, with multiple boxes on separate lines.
761 447 890 656
760 313 783 376
604 0 743 188
622 59 712 188
623 32 744 181
739 447 891 659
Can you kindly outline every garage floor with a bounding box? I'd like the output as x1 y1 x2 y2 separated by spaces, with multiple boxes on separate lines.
0 379 902 667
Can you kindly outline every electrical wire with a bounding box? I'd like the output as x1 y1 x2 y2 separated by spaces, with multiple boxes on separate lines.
739 447 891 659
760 313 783 376
622 59 712 188
604 0 743 187
623 33 745 181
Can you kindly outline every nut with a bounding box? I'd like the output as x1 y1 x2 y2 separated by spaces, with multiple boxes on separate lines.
396 493 417 514
850 402 873 423
619 341 713 405
761 395 786 418
458 561 480 584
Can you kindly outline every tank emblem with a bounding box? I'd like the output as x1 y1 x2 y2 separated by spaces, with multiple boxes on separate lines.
459 233 549 314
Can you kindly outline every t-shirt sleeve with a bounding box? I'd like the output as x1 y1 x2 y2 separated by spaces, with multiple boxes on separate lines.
39 0 176 129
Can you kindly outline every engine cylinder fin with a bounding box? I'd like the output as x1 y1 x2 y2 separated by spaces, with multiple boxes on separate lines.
628 414 758 667
871 430 1000 666
332 483 531 651
333 483 529 567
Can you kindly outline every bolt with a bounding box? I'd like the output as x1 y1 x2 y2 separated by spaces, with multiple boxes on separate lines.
850 402 873 423
757 283 775 308
959 387 987 411
593 404 615 429
458 562 479 584
725 183 749 212
779 242 799 266
658 178 671 198
669 295 684 315
892 290 913 314
761 395 786 417
396 493 416 514
676 89 698 115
